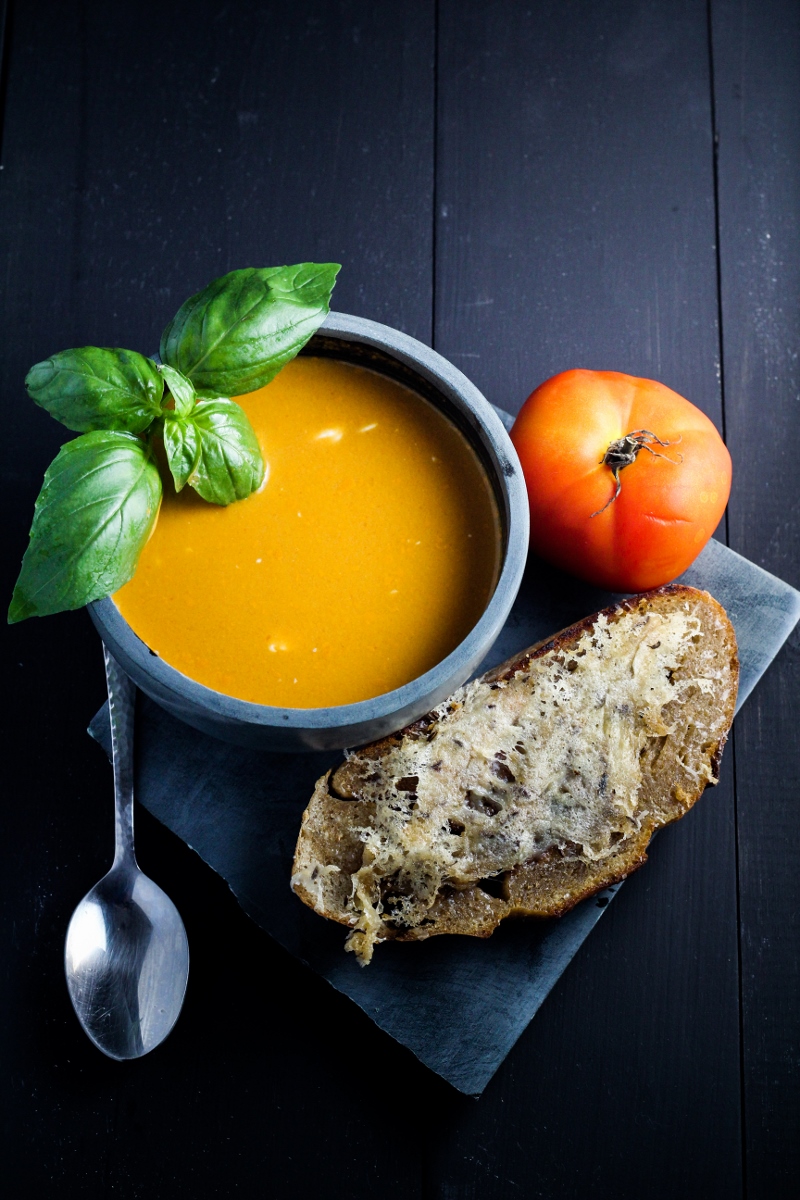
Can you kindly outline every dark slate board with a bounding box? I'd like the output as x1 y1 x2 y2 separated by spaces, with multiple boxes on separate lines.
89 530 800 1095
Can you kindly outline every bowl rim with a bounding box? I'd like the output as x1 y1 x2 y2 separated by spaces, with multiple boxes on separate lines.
90 311 529 732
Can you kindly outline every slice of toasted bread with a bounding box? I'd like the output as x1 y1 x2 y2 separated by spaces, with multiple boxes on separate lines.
292 585 739 964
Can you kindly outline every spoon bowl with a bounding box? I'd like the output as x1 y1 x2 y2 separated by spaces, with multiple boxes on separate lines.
65 648 189 1059
65 864 189 1060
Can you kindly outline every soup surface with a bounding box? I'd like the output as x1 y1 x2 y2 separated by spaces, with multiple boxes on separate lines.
115 356 501 708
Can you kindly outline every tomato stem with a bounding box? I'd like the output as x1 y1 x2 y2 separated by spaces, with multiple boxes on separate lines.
590 430 683 517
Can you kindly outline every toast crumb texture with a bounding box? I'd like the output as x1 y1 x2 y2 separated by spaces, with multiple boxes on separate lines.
291 585 739 964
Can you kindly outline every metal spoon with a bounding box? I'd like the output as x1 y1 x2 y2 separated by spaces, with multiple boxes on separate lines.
64 648 189 1059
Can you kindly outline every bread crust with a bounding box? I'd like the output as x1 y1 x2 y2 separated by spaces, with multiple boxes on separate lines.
292 585 739 960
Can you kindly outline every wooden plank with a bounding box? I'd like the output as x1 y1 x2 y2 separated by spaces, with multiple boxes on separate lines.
431 1 743 1195
711 1 800 1193
1 2 437 1194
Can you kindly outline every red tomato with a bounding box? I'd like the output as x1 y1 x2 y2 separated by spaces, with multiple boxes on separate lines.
510 369 732 592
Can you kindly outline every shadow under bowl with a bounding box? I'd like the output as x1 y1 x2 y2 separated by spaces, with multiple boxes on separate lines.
89 312 530 752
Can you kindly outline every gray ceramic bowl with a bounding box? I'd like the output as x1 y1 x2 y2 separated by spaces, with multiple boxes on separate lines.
89 312 529 751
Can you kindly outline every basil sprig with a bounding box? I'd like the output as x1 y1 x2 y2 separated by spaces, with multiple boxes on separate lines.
9 262 340 622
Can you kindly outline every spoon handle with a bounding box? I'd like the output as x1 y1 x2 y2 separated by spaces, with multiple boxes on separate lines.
104 647 137 869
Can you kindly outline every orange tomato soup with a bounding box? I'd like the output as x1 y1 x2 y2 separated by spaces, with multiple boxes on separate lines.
115 356 501 708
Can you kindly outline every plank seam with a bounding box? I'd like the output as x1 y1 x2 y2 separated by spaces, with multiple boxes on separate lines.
431 0 440 353
422 8 445 1200
707 0 728 455
708 2 747 1196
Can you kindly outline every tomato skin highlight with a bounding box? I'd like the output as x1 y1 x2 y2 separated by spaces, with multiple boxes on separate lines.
510 369 732 592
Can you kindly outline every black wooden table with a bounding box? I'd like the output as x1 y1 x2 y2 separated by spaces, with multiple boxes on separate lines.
2 2 798 1196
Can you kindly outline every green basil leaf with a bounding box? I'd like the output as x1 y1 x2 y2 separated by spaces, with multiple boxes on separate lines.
162 415 199 493
165 399 264 505
8 432 162 623
159 363 196 417
160 263 340 397
25 348 164 433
